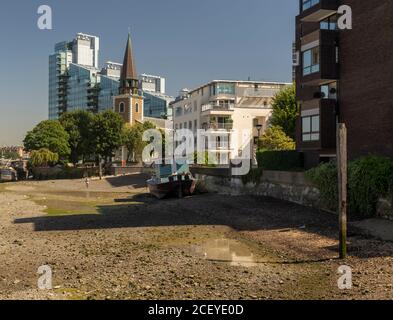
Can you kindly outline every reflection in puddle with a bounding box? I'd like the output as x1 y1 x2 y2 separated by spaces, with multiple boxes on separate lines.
196 238 258 267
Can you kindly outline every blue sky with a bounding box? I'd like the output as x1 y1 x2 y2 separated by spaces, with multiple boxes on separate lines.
0 0 297 145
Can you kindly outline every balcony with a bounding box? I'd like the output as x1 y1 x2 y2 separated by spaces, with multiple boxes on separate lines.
297 98 337 151
201 103 235 116
300 29 339 86
299 0 339 22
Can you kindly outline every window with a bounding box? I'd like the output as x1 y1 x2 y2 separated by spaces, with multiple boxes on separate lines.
302 115 320 142
189 121 193 131
320 14 338 30
194 101 198 112
303 47 320 76
194 120 197 130
320 82 337 100
213 83 235 95
119 102 125 113
302 0 319 11
135 103 139 113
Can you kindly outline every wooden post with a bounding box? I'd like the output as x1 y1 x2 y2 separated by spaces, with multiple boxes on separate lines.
337 123 348 259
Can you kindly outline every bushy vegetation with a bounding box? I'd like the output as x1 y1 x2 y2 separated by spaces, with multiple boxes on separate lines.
30 149 59 167
258 126 295 151
270 84 299 139
24 120 70 159
306 155 393 218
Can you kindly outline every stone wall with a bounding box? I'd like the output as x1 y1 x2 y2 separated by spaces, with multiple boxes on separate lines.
194 170 326 211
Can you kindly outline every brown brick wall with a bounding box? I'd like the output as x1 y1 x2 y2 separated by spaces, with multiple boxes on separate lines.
340 0 393 159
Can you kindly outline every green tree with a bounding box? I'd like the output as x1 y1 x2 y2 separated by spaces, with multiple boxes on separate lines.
258 126 295 151
30 148 59 167
270 84 299 139
122 121 156 162
60 110 95 164
91 111 124 162
24 120 70 159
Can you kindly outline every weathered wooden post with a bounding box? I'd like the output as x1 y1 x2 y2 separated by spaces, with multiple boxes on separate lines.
337 123 348 259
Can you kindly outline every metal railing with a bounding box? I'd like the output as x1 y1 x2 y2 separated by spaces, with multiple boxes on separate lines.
201 103 235 113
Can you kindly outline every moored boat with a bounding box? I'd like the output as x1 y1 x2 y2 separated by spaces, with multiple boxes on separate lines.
147 164 196 199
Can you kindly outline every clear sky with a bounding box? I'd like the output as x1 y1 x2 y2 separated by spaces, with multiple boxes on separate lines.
0 0 297 146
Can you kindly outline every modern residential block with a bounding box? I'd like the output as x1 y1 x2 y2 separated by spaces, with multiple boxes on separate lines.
295 0 393 168
171 80 289 162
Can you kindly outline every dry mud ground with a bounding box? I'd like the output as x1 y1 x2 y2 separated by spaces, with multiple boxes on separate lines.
0 175 392 300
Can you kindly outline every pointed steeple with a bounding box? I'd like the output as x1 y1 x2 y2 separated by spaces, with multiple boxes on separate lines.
119 33 138 95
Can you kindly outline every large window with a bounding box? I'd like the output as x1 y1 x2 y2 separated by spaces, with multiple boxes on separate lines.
302 115 320 142
320 15 338 30
302 0 320 11
212 83 235 95
303 47 320 76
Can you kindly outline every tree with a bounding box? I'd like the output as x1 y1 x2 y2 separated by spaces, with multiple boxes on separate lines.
258 126 296 151
60 110 94 164
91 110 124 162
122 121 156 162
270 84 299 139
30 149 59 167
24 120 70 159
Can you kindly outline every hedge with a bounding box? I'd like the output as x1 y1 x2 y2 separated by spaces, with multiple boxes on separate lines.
257 150 304 171
306 155 393 219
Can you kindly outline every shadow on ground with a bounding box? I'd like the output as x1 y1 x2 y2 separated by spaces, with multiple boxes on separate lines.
14 190 393 259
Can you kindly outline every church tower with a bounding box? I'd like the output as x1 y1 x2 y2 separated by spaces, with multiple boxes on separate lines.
113 34 144 124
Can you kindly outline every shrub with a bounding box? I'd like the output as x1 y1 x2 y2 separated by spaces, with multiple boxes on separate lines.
348 156 393 218
306 155 393 219
258 126 295 151
305 162 338 212
257 150 303 171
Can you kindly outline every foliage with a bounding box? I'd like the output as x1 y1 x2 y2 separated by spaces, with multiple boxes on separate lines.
122 121 156 162
257 150 303 171
24 120 70 159
1 151 20 160
348 156 393 218
30 148 59 167
270 84 299 139
59 110 94 164
258 126 295 151
305 162 338 212
91 111 124 161
306 156 393 218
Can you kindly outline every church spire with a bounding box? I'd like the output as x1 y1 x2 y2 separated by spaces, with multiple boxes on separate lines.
119 33 138 95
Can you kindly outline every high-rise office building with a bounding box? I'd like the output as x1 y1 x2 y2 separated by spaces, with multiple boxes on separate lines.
139 74 166 94
72 33 100 68
49 33 171 120
48 33 100 119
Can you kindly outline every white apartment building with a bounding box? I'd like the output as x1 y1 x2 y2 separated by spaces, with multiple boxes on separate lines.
171 80 290 162
72 33 100 68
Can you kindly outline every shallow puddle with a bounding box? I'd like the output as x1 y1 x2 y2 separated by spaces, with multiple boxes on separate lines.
195 238 258 267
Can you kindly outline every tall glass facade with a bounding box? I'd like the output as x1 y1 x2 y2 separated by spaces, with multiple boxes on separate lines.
98 75 120 112
143 92 174 119
67 64 99 113
48 49 72 120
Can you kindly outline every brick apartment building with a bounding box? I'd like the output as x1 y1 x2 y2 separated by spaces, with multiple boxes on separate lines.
295 0 393 168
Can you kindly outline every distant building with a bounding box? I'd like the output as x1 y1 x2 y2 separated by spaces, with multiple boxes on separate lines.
49 33 171 121
139 74 166 94
143 91 174 120
49 33 100 119
171 80 290 161
113 34 144 125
